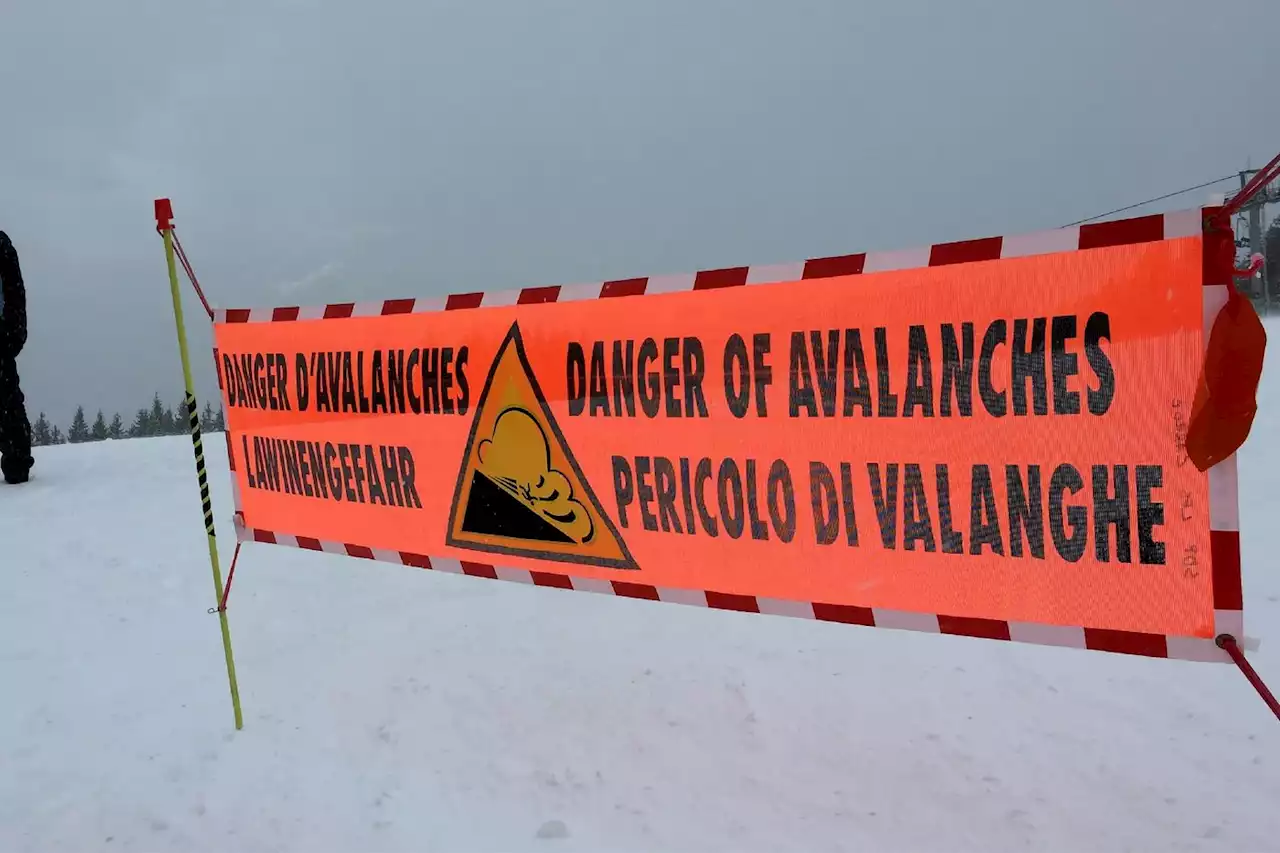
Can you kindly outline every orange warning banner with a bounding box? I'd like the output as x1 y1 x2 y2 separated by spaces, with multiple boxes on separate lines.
214 236 1217 638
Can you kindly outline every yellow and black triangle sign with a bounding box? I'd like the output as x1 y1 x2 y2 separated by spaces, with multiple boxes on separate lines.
446 322 639 570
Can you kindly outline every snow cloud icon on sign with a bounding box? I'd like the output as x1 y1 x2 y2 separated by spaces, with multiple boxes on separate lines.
472 407 595 545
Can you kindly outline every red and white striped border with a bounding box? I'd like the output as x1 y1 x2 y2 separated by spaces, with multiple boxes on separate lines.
212 208 1205 324
213 206 1249 662
226 511 1251 663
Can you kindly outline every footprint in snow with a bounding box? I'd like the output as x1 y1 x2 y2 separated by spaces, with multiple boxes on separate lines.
536 819 570 840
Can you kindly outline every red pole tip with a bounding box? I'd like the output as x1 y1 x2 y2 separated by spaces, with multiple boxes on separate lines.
1217 634 1280 723
154 198 174 230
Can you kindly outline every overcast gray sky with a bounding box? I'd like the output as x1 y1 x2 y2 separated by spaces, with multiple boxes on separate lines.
2 0 1276 426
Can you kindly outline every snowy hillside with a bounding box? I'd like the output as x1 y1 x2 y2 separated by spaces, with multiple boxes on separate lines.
2 327 1279 852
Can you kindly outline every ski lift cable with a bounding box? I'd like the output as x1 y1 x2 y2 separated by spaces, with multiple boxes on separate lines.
1064 174 1240 227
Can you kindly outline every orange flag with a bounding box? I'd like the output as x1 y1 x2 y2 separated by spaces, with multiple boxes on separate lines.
1186 218 1267 472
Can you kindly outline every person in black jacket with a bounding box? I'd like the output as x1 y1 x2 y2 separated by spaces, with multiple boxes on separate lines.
0 230 33 484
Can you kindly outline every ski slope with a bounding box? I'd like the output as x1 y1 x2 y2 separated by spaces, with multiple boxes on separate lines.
2 329 1279 852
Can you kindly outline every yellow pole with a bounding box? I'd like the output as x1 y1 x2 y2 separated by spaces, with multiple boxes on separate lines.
156 199 244 730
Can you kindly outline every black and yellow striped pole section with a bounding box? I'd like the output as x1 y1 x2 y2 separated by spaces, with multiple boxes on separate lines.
155 198 244 731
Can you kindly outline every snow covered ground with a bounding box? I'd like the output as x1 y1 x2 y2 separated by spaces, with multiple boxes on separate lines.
3 328 1280 852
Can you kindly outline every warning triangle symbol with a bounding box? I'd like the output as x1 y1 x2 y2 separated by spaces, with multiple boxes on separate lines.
446 322 639 570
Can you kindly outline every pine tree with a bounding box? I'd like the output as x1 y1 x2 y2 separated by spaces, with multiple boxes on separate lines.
202 401 216 432
32 413 52 447
150 393 167 437
68 406 90 444
90 410 109 441
108 413 124 440
130 408 150 438
51 425 64 445
214 406 227 432
174 395 190 435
